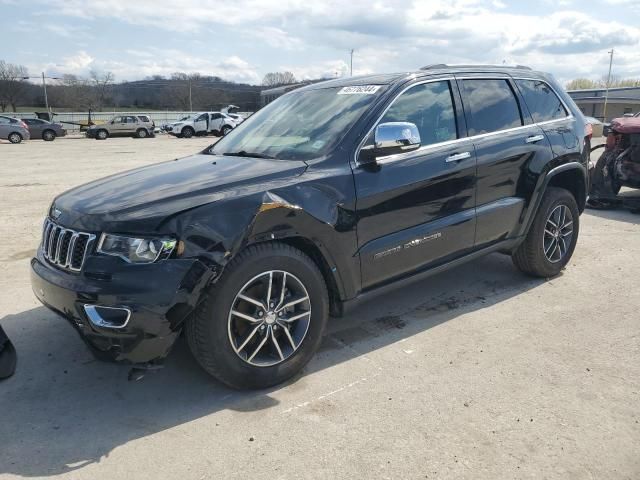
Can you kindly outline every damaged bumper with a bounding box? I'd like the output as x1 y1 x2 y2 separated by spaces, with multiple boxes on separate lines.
30 252 213 365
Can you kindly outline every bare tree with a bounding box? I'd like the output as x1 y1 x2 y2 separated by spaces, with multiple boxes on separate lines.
567 76 640 90
262 71 297 87
0 60 29 112
90 70 114 110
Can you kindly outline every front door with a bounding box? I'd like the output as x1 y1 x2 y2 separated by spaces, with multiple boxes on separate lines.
353 79 477 289
193 113 208 133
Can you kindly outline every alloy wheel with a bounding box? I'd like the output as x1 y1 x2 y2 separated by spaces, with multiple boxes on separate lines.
543 204 574 263
227 270 311 367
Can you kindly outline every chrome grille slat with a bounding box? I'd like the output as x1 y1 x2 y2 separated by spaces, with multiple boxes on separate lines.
66 232 79 267
41 218 95 272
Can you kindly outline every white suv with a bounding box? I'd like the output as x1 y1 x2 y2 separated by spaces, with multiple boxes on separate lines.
166 112 237 138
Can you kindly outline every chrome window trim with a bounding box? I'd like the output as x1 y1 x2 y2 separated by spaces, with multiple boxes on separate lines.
354 75 575 167
353 77 456 166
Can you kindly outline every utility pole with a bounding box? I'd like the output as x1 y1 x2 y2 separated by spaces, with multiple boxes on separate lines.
22 73 59 114
188 77 193 112
42 72 49 112
602 49 614 122
350 49 354 77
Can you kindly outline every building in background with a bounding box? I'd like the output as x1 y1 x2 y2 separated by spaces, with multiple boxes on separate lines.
568 86 640 121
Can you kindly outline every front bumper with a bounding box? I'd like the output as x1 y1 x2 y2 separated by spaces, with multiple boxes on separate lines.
85 129 98 138
30 250 213 364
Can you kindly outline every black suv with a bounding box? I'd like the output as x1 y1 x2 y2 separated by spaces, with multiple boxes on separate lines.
31 65 589 389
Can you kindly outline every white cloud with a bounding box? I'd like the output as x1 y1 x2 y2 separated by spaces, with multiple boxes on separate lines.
12 0 640 86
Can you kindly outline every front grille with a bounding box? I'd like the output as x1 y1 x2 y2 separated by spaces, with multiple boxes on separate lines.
41 218 96 272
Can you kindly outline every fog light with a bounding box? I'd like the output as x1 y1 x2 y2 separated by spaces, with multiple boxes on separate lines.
83 305 131 329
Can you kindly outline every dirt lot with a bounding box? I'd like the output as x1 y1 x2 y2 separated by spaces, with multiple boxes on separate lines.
0 136 638 479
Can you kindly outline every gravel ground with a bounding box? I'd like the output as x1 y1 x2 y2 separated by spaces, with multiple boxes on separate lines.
0 135 638 480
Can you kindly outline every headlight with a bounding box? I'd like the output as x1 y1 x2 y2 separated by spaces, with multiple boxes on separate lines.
97 234 177 263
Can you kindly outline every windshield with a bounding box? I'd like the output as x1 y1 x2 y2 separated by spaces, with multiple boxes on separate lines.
210 86 383 160
178 115 193 122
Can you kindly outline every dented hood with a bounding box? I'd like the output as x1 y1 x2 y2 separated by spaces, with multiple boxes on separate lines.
52 153 307 232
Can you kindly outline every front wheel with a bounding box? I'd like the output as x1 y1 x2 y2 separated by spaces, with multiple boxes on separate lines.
512 187 579 277
96 129 108 140
181 127 194 138
186 243 328 389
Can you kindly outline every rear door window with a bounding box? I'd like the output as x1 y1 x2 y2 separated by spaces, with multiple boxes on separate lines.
515 79 568 123
379 80 458 147
460 79 523 136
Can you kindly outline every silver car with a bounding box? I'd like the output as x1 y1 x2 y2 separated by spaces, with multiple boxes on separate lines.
86 114 155 140
0 115 30 144
22 118 67 141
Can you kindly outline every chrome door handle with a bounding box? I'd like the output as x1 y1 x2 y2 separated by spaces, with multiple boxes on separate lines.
446 151 471 162
525 134 545 143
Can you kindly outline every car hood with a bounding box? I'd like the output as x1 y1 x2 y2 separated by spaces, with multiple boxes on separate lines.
52 153 307 232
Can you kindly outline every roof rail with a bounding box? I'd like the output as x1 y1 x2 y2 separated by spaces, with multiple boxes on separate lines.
420 63 532 71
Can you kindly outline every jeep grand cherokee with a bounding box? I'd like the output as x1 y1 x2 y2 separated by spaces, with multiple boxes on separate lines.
31 65 589 389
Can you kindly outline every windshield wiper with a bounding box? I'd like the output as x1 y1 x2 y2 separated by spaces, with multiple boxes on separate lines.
222 151 275 159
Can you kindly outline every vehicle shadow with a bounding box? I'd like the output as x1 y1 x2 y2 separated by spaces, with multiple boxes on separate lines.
0 253 546 477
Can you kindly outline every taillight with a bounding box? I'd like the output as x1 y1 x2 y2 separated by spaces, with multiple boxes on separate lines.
585 122 593 139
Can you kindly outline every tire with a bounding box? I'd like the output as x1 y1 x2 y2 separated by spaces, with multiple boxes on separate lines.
182 127 194 138
136 128 148 139
186 242 329 389
512 187 580 278
8 133 22 144
96 129 108 140
42 130 56 141
221 125 232 136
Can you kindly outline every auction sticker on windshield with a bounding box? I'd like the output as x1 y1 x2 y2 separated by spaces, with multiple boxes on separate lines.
337 86 381 95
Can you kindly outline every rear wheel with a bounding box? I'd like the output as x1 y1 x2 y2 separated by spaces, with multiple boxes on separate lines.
512 187 579 277
136 128 148 139
186 243 329 389
182 127 194 138
42 129 56 141
221 125 232 136
8 133 22 144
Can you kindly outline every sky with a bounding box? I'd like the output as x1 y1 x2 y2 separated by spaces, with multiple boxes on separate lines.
1 0 639 87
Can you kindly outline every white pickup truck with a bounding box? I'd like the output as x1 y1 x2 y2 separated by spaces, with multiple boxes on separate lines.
165 112 238 138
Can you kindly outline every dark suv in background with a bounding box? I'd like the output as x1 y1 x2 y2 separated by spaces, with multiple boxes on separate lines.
31 65 589 389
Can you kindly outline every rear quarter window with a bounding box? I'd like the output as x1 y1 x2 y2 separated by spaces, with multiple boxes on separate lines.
515 79 568 123
461 79 523 136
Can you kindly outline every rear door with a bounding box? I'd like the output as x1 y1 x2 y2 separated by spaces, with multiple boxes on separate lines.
210 113 224 132
456 76 553 248
513 78 577 159
353 79 477 289
124 116 139 134
24 119 42 138
0 116 10 139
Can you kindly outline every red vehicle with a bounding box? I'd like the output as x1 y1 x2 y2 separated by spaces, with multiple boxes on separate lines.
588 117 640 210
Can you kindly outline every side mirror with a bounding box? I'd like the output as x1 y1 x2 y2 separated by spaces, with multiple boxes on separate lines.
359 122 421 164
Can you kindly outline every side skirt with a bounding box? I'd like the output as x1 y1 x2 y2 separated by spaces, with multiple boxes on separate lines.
338 237 523 317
